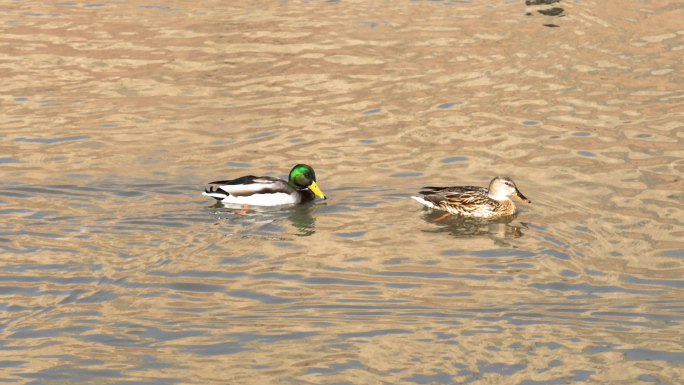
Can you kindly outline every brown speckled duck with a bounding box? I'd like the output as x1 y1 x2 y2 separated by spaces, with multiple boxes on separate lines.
412 176 531 220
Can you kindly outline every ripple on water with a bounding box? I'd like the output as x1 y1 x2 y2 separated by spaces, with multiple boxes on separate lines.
441 156 467 163
437 102 462 108
14 136 90 144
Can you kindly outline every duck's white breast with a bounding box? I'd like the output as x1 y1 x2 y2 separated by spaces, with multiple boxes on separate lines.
221 191 300 206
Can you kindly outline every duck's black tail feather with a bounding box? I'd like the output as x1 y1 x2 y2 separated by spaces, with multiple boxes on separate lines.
202 186 229 201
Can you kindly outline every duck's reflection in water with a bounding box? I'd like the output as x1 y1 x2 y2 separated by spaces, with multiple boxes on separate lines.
208 202 322 237
421 210 525 239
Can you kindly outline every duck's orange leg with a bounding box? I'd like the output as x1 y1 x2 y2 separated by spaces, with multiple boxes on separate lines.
432 212 450 222
234 204 249 214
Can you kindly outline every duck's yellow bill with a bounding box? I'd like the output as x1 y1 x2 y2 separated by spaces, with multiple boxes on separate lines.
308 181 326 200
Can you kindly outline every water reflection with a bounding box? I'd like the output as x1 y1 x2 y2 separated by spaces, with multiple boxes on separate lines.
420 210 525 239
207 202 323 237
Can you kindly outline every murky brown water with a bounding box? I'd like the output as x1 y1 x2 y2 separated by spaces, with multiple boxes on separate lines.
1 0 684 383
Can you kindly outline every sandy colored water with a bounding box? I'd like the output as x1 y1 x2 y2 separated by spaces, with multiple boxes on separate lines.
1 0 683 384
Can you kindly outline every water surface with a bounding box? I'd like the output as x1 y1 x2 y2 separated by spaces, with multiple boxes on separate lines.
1 0 683 384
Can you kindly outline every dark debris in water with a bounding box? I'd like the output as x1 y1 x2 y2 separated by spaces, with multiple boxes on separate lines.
524 0 565 27
525 0 561 5
538 7 565 16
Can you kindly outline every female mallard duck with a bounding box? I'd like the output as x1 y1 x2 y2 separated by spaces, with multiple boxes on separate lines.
203 164 326 208
412 176 530 219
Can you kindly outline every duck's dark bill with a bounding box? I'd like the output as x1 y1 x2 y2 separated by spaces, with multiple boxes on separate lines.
514 190 531 203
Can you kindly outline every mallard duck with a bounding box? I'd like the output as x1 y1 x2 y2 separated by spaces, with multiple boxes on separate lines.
412 176 530 219
203 164 326 209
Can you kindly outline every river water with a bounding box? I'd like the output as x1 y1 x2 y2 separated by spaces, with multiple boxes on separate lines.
1 0 683 384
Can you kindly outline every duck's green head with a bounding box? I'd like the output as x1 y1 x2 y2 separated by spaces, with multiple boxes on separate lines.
289 164 326 200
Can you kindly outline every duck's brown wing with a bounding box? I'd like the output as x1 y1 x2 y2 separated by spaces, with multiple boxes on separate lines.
417 186 488 207
419 185 485 194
